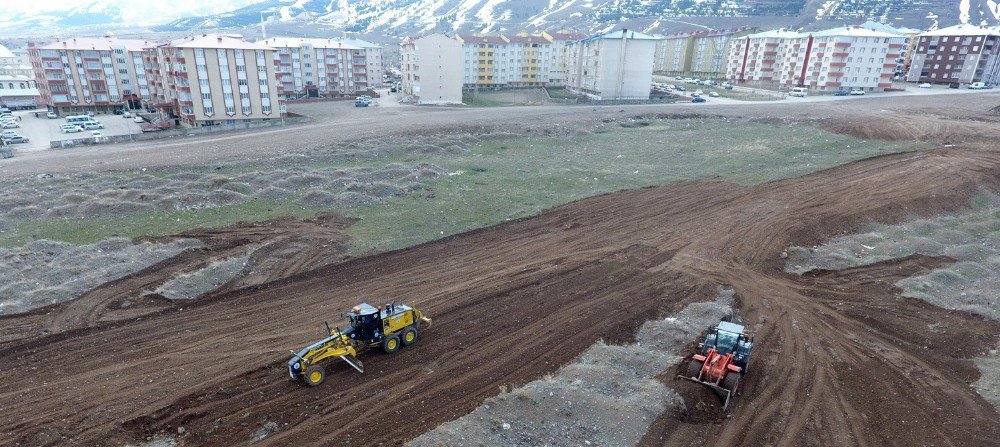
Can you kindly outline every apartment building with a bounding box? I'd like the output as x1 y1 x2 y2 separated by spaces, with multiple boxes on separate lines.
144 35 284 127
859 21 920 76
541 31 587 85
28 37 152 114
727 27 905 93
455 34 511 87
503 34 552 87
400 34 463 104
566 29 659 100
259 37 372 98
0 43 39 109
906 24 1000 85
341 38 385 88
653 27 756 79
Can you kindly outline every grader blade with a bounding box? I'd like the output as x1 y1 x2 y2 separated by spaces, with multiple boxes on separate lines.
340 355 365 373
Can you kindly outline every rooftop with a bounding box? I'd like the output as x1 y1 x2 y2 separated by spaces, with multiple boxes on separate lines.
258 37 362 50
747 29 806 39
545 31 588 41
581 29 661 42
167 34 274 50
35 37 152 52
811 26 904 38
0 43 14 59
920 24 1000 37
504 34 550 44
659 27 756 40
455 34 508 44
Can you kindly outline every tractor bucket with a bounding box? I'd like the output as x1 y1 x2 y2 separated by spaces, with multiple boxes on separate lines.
676 374 736 410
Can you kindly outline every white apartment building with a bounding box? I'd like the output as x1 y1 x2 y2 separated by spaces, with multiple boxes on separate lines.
566 29 659 100
400 34 463 104
259 37 372 98
727 27 905 93
456 34 512 87
540 31 587 85
341 38 385 88
0 43 39 109
145 35 284 126
29 37 152 114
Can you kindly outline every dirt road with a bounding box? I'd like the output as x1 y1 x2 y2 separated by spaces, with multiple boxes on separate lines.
2 91 998 178
1 143 997 446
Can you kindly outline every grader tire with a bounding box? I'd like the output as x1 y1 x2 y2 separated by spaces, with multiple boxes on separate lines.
304 365 325 387
686 360 704 379
401 327 418 347
382 334 401 354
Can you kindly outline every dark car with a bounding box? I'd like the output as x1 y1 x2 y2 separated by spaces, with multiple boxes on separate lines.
4 136 29 144
834 90 849 96
692 97 707 103
675 86 686 92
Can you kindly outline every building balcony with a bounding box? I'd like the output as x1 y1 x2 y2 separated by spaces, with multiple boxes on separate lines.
831 52 849 58
883 63 897 68
829 62 846 67
834 42 851 47
828 72 844 77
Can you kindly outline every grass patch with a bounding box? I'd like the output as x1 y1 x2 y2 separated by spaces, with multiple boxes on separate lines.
707 88 783 101
1 200 324 247
342 120 924 254
545 87 583 100
462 92 509 107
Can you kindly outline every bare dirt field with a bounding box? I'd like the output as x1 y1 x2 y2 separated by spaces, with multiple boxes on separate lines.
0 92 998 446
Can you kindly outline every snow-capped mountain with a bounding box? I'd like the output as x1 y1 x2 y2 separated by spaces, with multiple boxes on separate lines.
155 0 1000 35
2 0 999 37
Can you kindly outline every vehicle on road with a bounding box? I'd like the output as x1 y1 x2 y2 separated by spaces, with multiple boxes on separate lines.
288 302 431 386
60 124 84 133
3 135 29 144
133 116 145 123
85 111 95 117
679 321 753 410
1 121 19 128
66 115 97 125
81 121 104 130
90 130 102 138
355 96 372 107
46 112 59 119
918 83 932 88
692 97 707 103
675 86 686 92
708 91 720 97
789 87 808 97
968 82 988 89
849 88 866 95
834 90 850 96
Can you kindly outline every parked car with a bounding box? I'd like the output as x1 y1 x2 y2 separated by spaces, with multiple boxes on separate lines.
694 89 704 96
0 108 10 114
674 86 686 92
721 82 733 89
355 96 372 107
2 130 19 139
708 91 720 97
789 87 808 97
692 97 707 103
85 111 95 117
674 76 684 80
849 88 866 95
834 90 850 96
917 83 932 88
133 116 145 123
81 121 104 130
3 135 29 144
2 121 20 128
47 112 59 119
60 124 84 133
90 130 102 138
968 82 988 89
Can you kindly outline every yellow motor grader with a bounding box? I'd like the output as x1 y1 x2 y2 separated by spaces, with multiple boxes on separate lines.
288 302 431 386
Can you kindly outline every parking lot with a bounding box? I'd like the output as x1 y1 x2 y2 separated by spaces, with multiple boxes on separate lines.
4 109 144 153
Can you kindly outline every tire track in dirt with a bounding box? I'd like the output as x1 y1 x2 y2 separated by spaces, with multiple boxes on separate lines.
0 148 998 446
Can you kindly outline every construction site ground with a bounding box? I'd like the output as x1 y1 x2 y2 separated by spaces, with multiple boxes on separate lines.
1 92 999 446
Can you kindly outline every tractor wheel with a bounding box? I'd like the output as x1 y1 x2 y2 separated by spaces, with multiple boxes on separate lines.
721 371 741 392
304 365 325 387
400 327 418 347
382 334 401 354
686 360 703 379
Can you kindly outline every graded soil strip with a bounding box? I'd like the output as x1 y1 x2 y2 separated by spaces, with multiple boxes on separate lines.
0 148 998 446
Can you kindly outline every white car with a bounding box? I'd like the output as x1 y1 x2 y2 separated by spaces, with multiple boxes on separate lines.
918 83 932 88
849 88 866 95
122 111 131 118
2 121 20 128
60 124 84 133
694 90 704 96
46 112 58 119
81 121 104 130
133 116 144 123
708 91 720 97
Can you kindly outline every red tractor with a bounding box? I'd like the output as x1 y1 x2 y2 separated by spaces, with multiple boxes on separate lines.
679 321 753 410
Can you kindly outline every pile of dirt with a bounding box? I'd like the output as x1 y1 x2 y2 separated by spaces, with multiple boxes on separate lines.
410 297 733 447
154 255 250 300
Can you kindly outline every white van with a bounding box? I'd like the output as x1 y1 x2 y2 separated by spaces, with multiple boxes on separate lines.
66 115 100 125
968 82 987 89
789 87 808 97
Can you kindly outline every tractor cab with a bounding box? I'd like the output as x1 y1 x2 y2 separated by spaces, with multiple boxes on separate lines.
346 303 383 342
701 321 753 368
